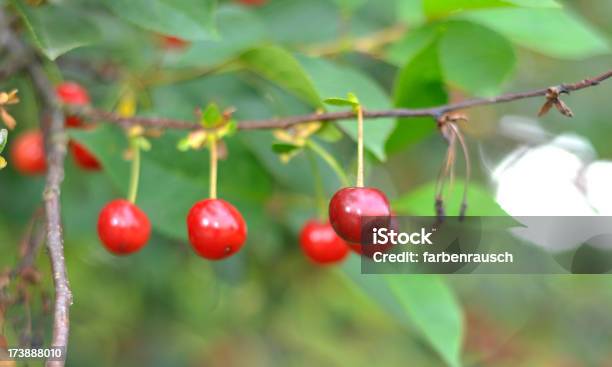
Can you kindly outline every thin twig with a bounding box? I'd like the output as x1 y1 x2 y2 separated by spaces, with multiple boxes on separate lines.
28 61 72 367
67 70 612 131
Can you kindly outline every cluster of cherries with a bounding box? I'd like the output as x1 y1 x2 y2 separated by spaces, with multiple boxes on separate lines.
9 0 394 264
10 80 392 265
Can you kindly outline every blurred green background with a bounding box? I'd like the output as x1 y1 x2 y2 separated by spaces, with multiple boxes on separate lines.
1 0 612 366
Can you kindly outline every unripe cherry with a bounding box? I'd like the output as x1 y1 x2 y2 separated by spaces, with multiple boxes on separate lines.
10 130 46 175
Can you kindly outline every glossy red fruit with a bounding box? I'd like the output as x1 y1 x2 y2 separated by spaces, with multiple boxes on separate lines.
187 199 247 260
159 35 189 49
300 219 350 265
10 130 46 175
348 212 398 257
237 0 267 6
56 82 90 127
70 141 101 171
97 199 151 255
329 187 391 243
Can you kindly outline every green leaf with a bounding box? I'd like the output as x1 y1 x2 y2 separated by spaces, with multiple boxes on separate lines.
386 276 464 367
0 129 7 154
386 24 439 66
439 21 515 96
300 57 395 161
271 143 302 154
105 0 216 41
201 103 221 128
397 0 426 26
316 123 343 143
323 93 360 108
422 0 560 18
393 180 508 217
341 257 463 367
240 46 323 108
460 8 610 59
387 37 447 154
165 5 266 69
11 1 101 60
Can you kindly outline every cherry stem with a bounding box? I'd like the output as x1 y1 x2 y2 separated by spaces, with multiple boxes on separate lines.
306 140 350 187
127 139 141 204
209 137 218 199
306 149 327 220
356 105 364 188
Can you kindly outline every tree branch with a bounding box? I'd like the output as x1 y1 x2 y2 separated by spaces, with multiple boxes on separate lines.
68 70 612 132
28 61 72 367
0 8 72 366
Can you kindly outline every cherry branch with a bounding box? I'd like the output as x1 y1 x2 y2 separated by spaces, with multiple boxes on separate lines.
0 9 72 366
68 70 612 131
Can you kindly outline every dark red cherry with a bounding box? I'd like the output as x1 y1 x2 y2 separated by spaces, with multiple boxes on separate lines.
70 141 101 171
187 199 247 260
10 130 46 175
97 199 151 255
56 82 90 127
329 187 391 243
300 219 350 265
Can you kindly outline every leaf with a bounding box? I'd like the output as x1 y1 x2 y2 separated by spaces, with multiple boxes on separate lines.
323 97 359 108
341 257 464 367
164 5 267 69
271 143 301 154
387 37 447 154
299 57 395 161
386 24 440 66
316 123 343 143
240 46 323 108
201 103 221 127
393 180 508 217
421 0 560 18
0 129 7 154
105 0 216 41
11 1 102 60
438 21 515 96
386 276 464 367
460 8 610 59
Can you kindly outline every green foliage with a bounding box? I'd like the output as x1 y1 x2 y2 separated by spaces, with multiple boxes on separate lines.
394 180 508 217
105 0 216 41
388 36 448 153
11 0 101 60
301 57 395 160
460 8 610 59
1 0 611 365
439 21 515 96
386 276 463 367
240 45 323 108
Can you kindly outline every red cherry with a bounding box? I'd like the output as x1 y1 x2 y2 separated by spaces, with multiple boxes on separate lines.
237 0 267 6
56 82 90 128
159 35 190 50
10 130 46 175
187 199 247 260
70 141 101 171
97 199 151 255
300 219 350 265
329 187 391 243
